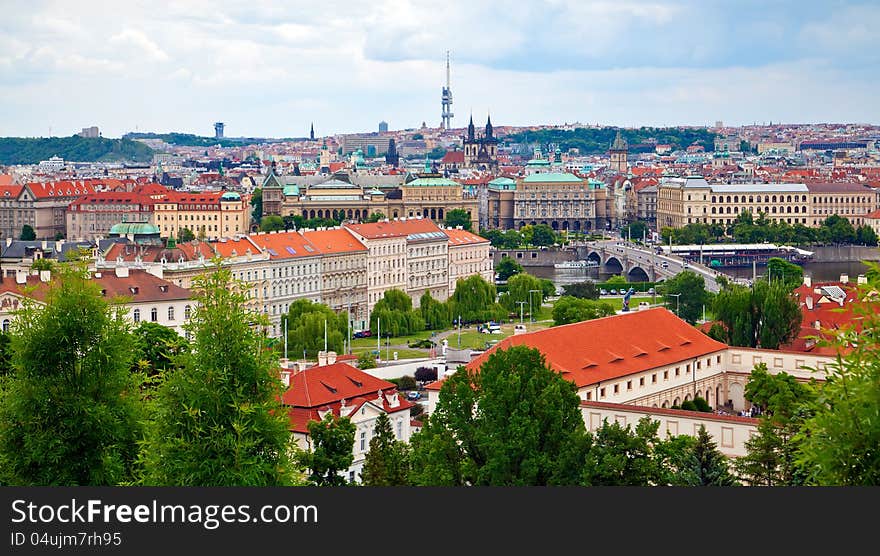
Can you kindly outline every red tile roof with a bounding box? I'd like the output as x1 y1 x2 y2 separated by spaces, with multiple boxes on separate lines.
463 308 727 388
441 151 465 164
93 269 191 302
26 180 97 199
345 218 444 240
805 182 873 193
211 236 262 258
300 228 367 254
0 175 13 186
0 185 24 199
444 227 489 246
68 191 155 210
248 230 320 259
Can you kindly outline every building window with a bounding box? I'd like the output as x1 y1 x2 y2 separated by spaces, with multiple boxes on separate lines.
133 309 140 322
613 384 619 394
600 387 606 398
675 367 680 377
1 319 8 332
663 370 669 380
627 380 632 391
151 307 158 322
639 377 645 387
652 374 657 383
184 305 191 320
585 392 592 401
360 431 366 451
168 306 175 321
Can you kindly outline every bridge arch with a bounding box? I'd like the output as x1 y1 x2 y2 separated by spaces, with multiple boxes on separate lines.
604 256 623 273
586 251 601 264
627 266 650 282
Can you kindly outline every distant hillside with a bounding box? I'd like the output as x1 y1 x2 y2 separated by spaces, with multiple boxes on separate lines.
0 136 154 165
503 126 718 155
123 132 286 149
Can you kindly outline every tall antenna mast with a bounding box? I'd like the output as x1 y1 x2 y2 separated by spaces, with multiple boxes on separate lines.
441 50 454 130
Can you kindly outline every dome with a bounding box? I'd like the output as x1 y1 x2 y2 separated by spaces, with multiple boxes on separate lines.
109 222 160 236
220 191 241 200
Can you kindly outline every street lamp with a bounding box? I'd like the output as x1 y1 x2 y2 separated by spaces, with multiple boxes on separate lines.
516 300 527 324
667 293 681 316
528 289 540 324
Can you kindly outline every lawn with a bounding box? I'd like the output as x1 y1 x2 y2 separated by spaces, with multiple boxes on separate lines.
599 296 658 311
349 330 433 349
351 346 431 360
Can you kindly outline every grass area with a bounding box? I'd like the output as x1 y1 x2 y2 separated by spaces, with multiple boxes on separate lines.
600 296 658 311
351 346 430 360
349 330 433 349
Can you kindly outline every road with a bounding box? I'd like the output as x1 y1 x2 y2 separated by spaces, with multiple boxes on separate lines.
587 239 725 293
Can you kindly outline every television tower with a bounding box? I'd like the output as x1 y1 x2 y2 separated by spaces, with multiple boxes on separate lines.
441 51 454 130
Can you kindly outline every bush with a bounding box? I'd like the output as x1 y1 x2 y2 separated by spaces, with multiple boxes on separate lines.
397 375 417 391
692 396 712 412
408 339 435 349
357 351 377 369
414 366 438 383
680 400 698 411
410 403 425 418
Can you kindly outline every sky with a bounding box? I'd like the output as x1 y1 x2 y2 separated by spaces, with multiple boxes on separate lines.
1 0 878 139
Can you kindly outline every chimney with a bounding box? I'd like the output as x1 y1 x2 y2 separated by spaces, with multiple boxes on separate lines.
5 237 11 247
317 351 328 367
840 273 849 284
39 270 51 282
279 369 291 388
41 240 47 250
376 389 384 406
115 266 129 278
805 296 814 310
326 351 337 365
858 274 867 285
15 270 27 285
814 320 821 330
803 275 811 288
339 398 352 417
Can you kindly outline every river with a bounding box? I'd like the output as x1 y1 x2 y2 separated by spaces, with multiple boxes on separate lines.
527 260 873 287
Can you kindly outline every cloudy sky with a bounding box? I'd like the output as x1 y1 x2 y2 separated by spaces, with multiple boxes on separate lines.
1 0 878 138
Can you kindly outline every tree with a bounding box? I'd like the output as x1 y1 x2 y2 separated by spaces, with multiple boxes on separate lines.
444 209 472 231
0 332 11 378
603 275 628 288
284 300 348 358
420 292 452 331
689 425 739 486
410 346 591 485
796 286 880 485
298 413 356 486
502 273 544 315
539 278 556 298
178 227 195 242
260 215 284 232
0 264 142 485
583 417 662 486
30 258 55 272
131 321 188 382
370 290 425 338
856 225 878 246
712 281 802 349
414 366 438 383
530 224 557 246
660 270 708 324
362 412 411 486
622 221 649 242
766 257 803 291
19 224 35 241
562 281 599 300
356 351 377 369
139 264 298 486
552 296 615 326
495 257 522 281
365 212 385 223
250 187 262 222
448 275 507 324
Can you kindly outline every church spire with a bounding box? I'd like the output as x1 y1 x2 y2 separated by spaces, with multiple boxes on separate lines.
467 114 475 142
485 114 493 140
310 122 315 141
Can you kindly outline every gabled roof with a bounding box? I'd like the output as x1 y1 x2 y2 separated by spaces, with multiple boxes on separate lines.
461 308 727 389
345 218 445 240
445 227 489 246
282 362 399 408
248 230 320 259
93 269 191 303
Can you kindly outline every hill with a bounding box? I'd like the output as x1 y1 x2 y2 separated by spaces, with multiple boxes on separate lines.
0 136 154 164
503 126 717 155
122 132 291 148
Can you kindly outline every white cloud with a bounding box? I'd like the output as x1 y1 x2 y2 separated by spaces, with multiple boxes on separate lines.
110 29 170 62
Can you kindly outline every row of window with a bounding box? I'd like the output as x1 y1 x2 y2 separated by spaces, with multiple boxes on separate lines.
585 355 722 401
132 305 191 323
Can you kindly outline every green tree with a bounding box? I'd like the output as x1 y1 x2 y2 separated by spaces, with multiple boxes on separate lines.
370 290 425 337
660 270 708 324
409 346 591 485
365 212 385 223
284 300 348 358
823 214 856 244
178 227 195 243
260 215 284 232
690 425 739 486
420 292 452 330
20 224 35 241
361 412 411 486
0 264 142 485
444 209 472 231
250 187 262 222
131 321 188 383
796 289 880 485
712 281 801 349
583 417 662 486
766 257 803 291
530 224 557 246
502 273 544 315
495 257 523 281
448 275 507 324
30 258 55 272
561 281 600 300
552 296 615 326
622 221 649 242
856 225 878 246
0 332 11 378
139 264 298 486
603 275 628 288
357 351 377 369
539 278 556 298
298 413 356 486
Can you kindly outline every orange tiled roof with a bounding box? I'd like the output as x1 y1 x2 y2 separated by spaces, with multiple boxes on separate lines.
444 227 489 246
248 230 320 259
300 228 367 254
345 218 444 240
462 308 727 388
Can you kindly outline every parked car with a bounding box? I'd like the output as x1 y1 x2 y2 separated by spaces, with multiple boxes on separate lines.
353 330 371 338
610 289 617 295
600 289 608 295
406 391 421 401
647 287 655 294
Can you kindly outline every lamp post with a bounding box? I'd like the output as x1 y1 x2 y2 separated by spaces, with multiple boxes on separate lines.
528 289 540 324
516 300 526 324
667 293 681 316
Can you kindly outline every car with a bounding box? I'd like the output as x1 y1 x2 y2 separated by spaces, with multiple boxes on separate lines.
600 289 608 295
610 289 617 295
353 330 371 338
661 262 669 269
647 287 655 294
406 391 421 401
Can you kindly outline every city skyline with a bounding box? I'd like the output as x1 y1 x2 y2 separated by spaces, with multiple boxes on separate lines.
1 0 879 139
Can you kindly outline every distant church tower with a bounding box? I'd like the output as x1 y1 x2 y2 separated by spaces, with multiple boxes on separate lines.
310 123 315 141
441 51 454 130
609 130 628 174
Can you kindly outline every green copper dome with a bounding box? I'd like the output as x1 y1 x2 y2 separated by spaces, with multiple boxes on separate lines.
109 222 160 236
